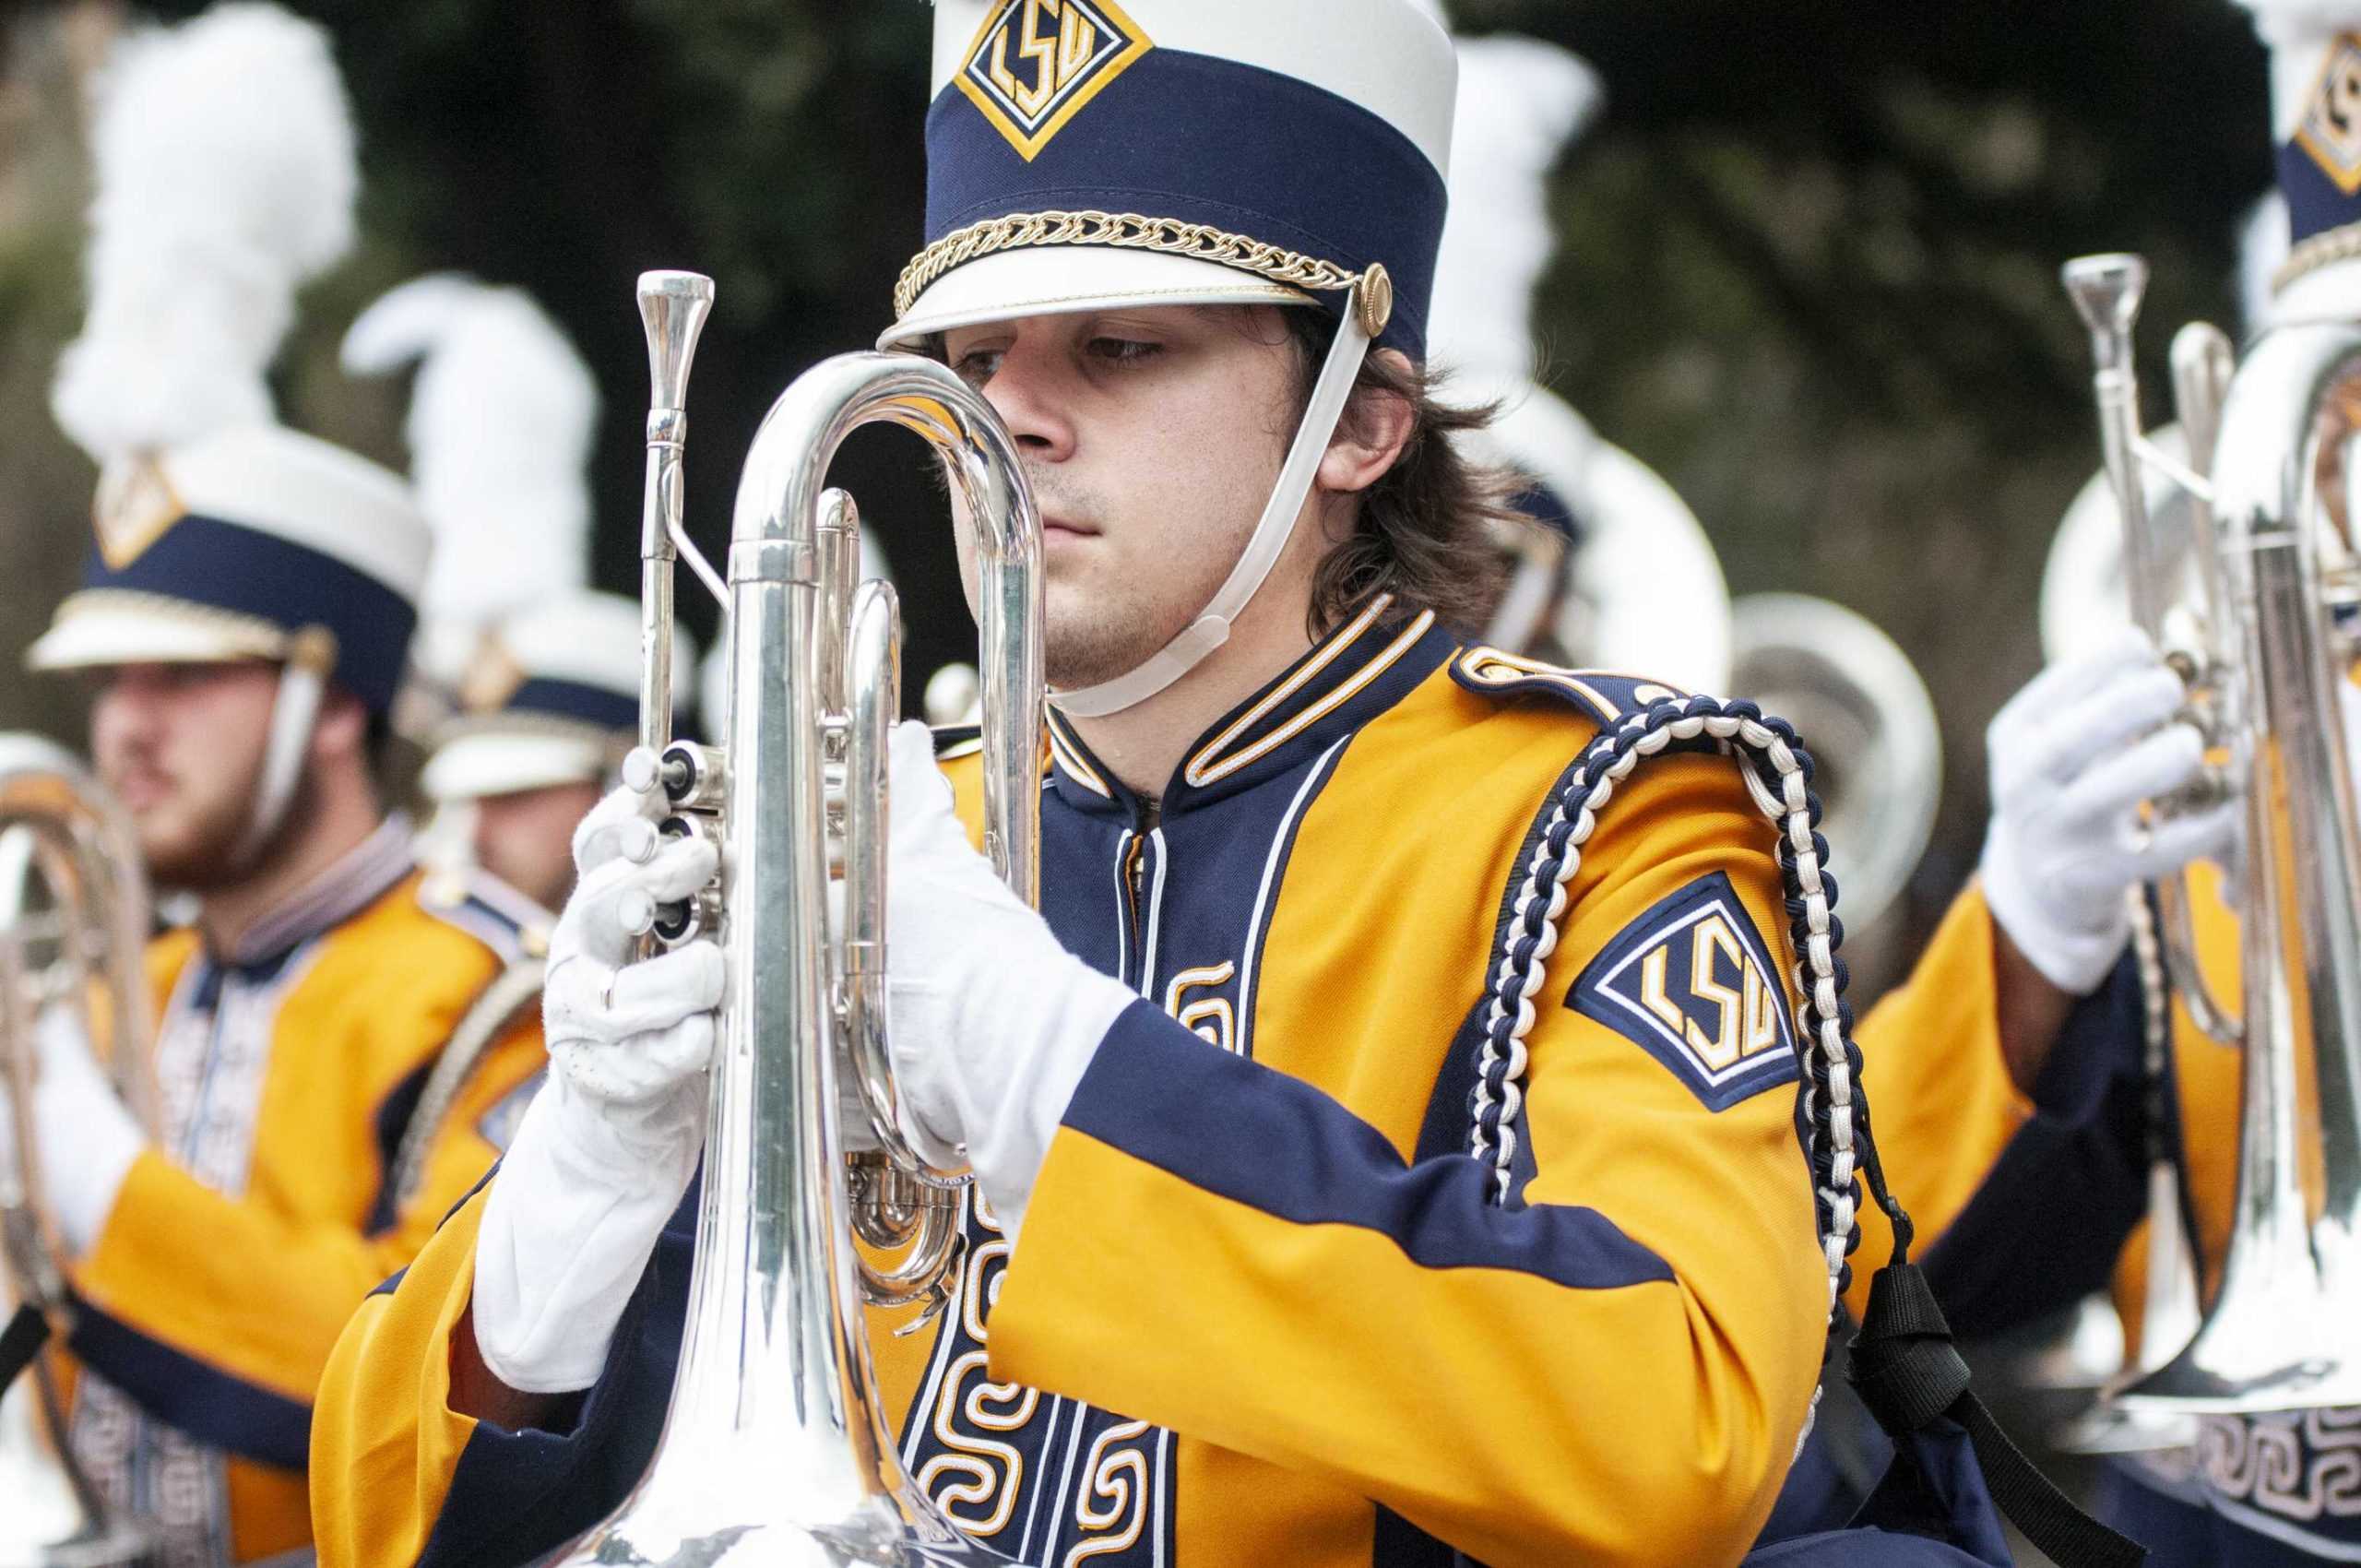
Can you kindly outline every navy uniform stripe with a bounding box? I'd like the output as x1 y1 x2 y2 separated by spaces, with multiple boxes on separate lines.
66 1296 312 1470
1062 1000 1675 1291
362 1056 438 1237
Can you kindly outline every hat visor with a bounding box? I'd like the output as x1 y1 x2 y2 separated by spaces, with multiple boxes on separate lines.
25 595 287 674
881 247 1314 350
422 732 612 803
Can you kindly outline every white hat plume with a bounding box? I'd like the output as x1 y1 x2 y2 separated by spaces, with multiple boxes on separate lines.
341 274 598 644
51 2 358 464
1427 33 1605 391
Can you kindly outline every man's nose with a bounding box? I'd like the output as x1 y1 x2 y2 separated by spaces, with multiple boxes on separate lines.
979 340 1078 463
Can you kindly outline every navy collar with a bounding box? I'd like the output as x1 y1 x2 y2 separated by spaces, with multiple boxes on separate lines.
1045 594 1455 819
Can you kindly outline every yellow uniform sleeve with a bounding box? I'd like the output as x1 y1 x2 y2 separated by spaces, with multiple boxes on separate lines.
309 1187 489 1567
1843 882 2033 1321
988 753 1828 1568
311 1176 694 1568
67 1010 544 1469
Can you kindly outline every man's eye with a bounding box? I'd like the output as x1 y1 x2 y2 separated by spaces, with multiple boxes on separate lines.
1088 338 1160 367
952 349 1003 386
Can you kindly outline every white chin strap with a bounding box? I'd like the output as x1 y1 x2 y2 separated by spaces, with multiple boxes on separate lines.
231 627 338 869
1049 289 1382 719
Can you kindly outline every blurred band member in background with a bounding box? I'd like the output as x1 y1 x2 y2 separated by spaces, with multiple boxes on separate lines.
422 591 694 916
10 8 546 1563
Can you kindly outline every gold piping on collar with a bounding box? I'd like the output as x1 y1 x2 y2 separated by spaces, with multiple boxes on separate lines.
1183 597 1433 790
1045 711 1111 798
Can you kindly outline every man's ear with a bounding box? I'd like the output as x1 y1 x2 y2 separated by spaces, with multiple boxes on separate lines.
308 685 368 766
1315 347 1417 498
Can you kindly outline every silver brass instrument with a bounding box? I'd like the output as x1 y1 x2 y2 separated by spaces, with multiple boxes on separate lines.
0 736 158 1568
555 272 1042 1565
2064 252 2361 1415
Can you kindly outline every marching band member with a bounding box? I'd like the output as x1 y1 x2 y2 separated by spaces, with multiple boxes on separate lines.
421 591 693 915
1840 3 2361 1561
13 7 546 1562
313 3 1880 1562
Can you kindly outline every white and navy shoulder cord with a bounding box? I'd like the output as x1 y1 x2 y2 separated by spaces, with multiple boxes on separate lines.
1465 692 2146 1568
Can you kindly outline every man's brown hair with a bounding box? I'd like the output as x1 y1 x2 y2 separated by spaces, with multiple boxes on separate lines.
1282 309 1521 640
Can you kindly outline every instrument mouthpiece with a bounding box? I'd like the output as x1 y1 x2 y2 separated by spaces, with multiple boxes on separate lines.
636 270 715 414
2061 253 2149 341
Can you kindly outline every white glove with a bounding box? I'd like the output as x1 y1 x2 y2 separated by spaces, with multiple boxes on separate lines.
16 1005 146 1254
884 721 1136 1239
471 778 723 1395
1981 629 2239 994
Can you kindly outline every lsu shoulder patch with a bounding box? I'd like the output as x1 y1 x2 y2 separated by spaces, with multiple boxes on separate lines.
1568 871 1799 1111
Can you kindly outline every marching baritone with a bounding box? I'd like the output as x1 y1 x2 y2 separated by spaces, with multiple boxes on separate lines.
308 3 1913 1563
8 6 548 1563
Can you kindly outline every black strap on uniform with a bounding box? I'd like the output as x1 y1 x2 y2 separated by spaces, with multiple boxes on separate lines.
0 1301 50 1395
1847 1260 2147 1567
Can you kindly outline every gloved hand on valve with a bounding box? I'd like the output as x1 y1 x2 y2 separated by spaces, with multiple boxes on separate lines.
469 722 1134 1396
470 778 721 1395
1978 626 2240 1091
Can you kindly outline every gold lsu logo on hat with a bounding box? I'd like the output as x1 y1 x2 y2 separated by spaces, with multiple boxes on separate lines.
957 0 1152 162
91 455 185 570
2297 34 2361 196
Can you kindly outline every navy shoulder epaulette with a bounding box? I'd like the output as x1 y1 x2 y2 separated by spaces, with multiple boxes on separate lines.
415 865 552 965
1448 646 1691 732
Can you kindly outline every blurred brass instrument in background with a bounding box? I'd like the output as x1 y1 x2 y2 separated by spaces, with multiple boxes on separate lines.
1726 593 1942 952
1478 382 1941 947
552 271 1043 1564
2058 251 2361 1420
0 735 158 1568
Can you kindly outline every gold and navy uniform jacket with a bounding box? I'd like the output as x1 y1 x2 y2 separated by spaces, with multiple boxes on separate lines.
1845 871 2360 1564
58 816 549 1568
313 600 1833 1568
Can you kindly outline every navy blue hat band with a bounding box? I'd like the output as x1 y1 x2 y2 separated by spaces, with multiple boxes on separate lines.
918 47 1445 354
500 676 639 732
79 513 416 714
1509 482 1583 547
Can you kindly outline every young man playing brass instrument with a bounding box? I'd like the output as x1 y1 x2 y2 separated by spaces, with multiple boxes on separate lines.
309 5 2042 1563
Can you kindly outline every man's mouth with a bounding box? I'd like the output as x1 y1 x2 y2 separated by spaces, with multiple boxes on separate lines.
111 768 173 811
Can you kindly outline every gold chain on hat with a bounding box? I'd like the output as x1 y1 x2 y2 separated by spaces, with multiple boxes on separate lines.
895 209 1391 336
2275 221 2361 297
